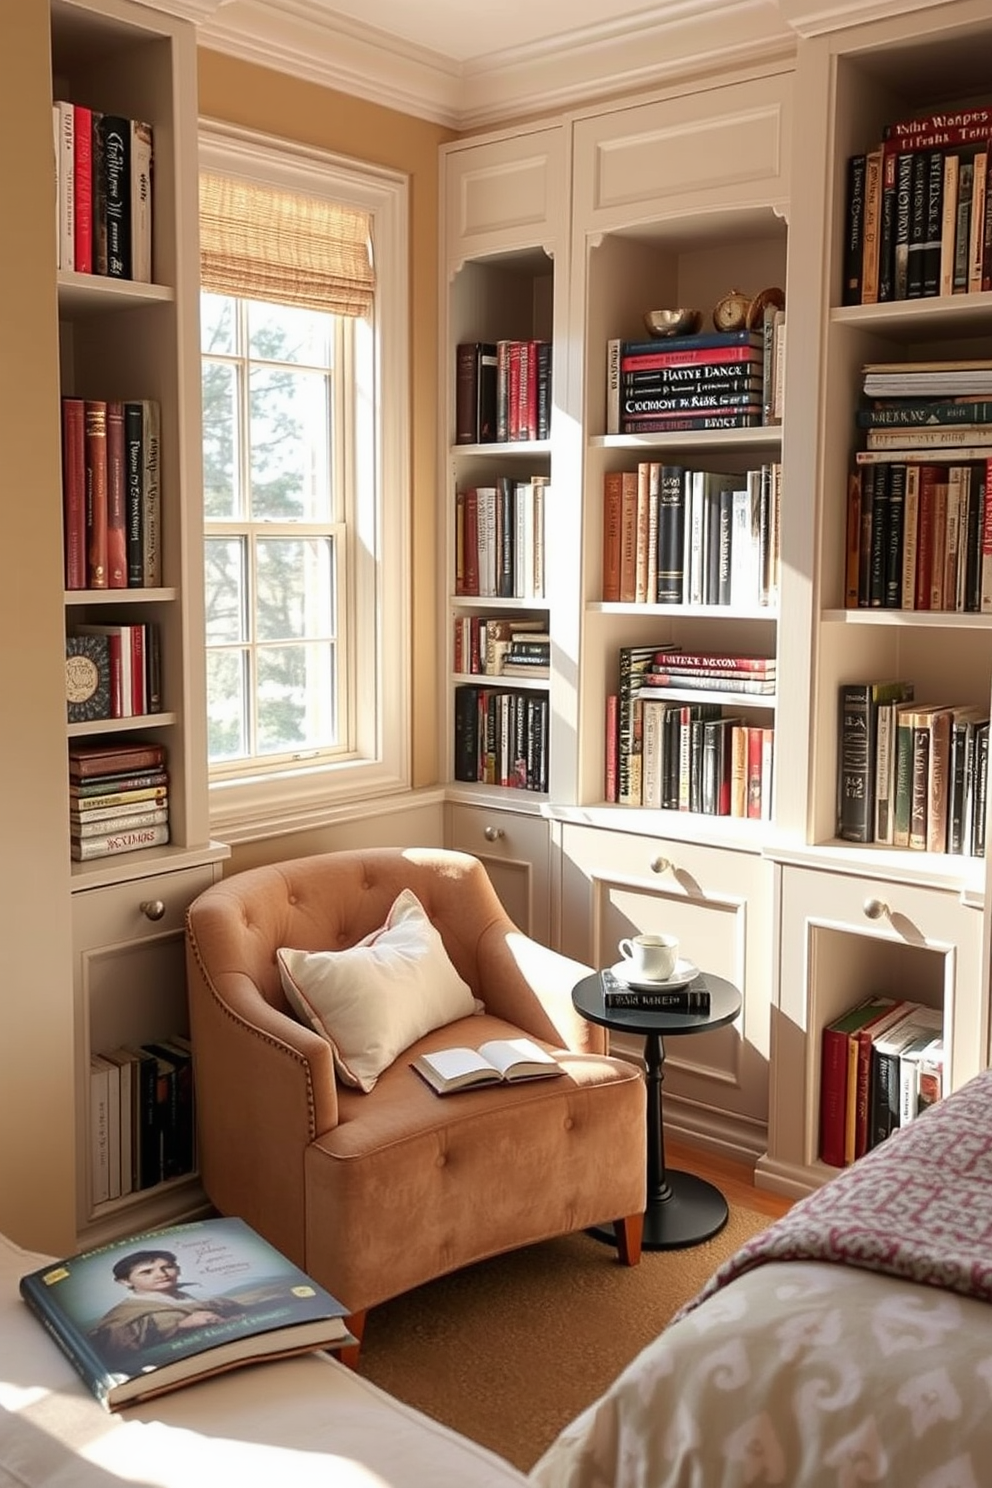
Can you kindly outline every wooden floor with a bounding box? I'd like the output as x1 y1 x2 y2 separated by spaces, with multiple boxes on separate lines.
667 1138 794 1219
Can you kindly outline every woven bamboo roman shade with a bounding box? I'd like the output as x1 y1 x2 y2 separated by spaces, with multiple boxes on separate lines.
199 172 374 317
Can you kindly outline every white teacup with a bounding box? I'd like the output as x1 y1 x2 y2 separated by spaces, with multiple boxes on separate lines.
618 933 679 981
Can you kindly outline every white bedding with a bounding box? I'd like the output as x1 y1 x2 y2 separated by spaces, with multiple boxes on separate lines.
0 1231 527 1488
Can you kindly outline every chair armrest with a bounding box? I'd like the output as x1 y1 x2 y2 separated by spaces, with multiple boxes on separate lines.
474 923 604 1054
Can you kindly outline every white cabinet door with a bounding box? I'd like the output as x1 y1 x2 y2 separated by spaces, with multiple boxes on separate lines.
763 861 986 1194
560 823 773 1147
446 802 551 943
71 860 222 1244
444 126 565 268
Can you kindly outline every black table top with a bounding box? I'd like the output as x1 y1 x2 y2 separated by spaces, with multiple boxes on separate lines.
571 969 742 1037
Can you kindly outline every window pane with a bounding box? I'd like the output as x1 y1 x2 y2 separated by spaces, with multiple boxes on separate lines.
200 292 236 355
204 537 247 645
248 300 333 367
206 648 248 762
249 367 331 522
257 642 337 755
256 537 335 642
202 361 240 520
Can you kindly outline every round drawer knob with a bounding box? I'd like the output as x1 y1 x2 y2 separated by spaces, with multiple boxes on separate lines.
863 898 890 922
140 899 167 921
650 857 672 875
483 826 504 842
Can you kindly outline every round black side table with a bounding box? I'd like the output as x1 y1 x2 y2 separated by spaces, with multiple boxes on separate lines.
572 969 743 1251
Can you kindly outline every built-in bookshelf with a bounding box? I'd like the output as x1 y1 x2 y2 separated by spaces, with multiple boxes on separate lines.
51 0 226 1247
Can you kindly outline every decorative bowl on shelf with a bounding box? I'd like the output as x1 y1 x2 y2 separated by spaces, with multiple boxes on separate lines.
643 308 703 338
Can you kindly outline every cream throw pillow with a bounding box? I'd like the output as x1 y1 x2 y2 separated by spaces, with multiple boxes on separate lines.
277 888 480 1092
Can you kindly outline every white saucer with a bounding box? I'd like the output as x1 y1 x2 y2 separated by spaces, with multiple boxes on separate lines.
610 958 700 992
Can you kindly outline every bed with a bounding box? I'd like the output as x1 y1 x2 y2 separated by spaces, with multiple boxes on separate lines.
530 1065 992 1488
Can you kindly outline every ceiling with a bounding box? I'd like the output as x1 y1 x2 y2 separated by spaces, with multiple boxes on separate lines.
173 0 920 130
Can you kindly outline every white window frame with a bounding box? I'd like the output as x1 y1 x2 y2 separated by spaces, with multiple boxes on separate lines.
198 120 410 844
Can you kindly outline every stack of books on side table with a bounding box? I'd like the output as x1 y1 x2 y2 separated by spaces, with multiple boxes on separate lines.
69 738 169 860
601 967 711 1013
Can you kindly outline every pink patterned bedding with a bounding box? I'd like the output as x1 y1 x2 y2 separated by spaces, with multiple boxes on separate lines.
531 1069 992 1488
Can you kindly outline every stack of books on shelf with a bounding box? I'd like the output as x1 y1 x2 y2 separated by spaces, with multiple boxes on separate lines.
606 644 774 816
837 680 988 856
453 685 548 792
605 319 784 436
62 396 161 591
843 104 992 305
453 614 547 677
847 360 992 611
455 339 552 444
602 461 780 608
54 102 153 282
819 994 944 1168
69 739 169 862
90 1034 194 1204
454 476 547 599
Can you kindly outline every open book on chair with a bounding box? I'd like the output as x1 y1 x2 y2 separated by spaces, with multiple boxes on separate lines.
410 1036 564 1095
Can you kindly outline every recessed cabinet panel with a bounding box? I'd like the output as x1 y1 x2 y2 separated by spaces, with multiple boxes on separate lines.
445 128 565 264
559 822 772 1132
573 73 792 229
445 803 551 943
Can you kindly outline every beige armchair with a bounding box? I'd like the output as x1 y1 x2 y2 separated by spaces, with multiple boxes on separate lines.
185 847 646 1355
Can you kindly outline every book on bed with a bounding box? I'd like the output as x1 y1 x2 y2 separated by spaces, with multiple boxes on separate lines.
411 1036 563 1094
19 1215 354 1411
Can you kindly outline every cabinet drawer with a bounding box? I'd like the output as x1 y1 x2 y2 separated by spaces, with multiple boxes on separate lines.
72 864 218 947
445 803 551 942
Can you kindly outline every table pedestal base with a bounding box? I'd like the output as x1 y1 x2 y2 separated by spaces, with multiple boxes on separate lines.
590 1170 729 1251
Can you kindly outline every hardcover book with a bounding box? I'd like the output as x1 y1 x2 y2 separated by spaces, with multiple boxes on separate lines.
19 1216 352 1411
410 1037 562 1094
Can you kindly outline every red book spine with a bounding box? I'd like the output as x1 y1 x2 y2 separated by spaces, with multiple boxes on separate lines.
915 463 937 610
602 471 622 602
107 632 123 717
84 400 108 589
525 338 539 440
131 624 146 715
746 726 763 819
621 346 762 371
819 1025 850 1168
508 342 522 441
106 399 127 587
73 104 93 274
62 398 86 589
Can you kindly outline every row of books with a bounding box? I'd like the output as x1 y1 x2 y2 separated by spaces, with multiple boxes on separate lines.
66 623 162 724
603 462 780 609
454 477 547 600
609 646 775 814
455 339 552 445
69 740 169 862
819 995 944 1168
843 103 992 305
90 1034 193 1205
836 681 989 857
54 101 153 282
453 615 549 678
453 685 548 792
605 320 785 436
62 396 161 591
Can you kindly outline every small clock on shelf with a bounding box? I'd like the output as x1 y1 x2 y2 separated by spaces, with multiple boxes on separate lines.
712 289 751 332
66 635 111 724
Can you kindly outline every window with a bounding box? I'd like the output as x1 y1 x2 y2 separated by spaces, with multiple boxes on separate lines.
198 125 410 842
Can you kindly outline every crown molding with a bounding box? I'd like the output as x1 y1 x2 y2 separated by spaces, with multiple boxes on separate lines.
142 0 232 21
193 0 795 130
774 0 956 38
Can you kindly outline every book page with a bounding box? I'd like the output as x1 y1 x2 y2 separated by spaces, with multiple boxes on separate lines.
419 1046 498 1083
477 1037 558 1077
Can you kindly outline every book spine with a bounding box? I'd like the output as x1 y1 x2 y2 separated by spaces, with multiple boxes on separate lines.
843 153 866 304
656 464 686 604
861 148 883 304
124 401 144 586
837 684 875 842
105 400 127 588
455 343 482 444
858 399 992 426
71 824 170 860
73 104 93 274
84 400 108 590
99 115 131 279
19 1276 114 1406
606 337 620 435
71 767 168 795
604 693 618 802
142 400 161 587
819 1023 850 1167
622 413 762 434
641 673 775 695
71 785 169 811
91 109 107 275
55 100 75 272
62 398 87 590
878 149 897 301
130 120 153 283
621 389 763 414
893 151 913 299
73 808 169 837
620 345 762 371
603 991 711 1011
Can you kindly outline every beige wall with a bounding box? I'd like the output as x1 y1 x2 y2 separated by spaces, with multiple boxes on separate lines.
197 51 455 802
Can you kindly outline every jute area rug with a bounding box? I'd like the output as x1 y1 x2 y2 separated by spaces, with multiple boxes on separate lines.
359 1202 773 1474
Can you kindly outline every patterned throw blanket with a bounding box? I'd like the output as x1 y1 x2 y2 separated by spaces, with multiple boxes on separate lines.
678 1064 992 1321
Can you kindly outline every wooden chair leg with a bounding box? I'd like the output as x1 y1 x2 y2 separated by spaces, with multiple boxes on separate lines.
335 1309 367 1370
615 1213 644 1266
